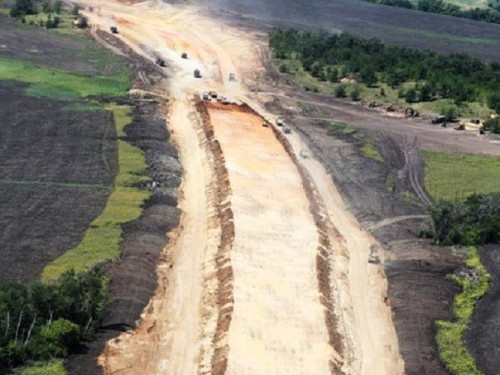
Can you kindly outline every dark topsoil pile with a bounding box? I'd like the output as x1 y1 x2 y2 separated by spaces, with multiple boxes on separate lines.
0 80 117 283
64 35 182 374
284 117 462 375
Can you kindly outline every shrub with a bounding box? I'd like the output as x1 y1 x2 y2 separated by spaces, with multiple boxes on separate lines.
334 84 347 98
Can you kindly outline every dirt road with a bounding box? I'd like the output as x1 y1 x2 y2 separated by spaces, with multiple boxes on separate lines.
80 0 404 373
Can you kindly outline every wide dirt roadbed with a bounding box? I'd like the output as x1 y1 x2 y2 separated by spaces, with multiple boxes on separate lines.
207 103 332 374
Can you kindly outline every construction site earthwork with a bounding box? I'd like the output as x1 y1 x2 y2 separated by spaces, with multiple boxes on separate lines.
1 0 500 374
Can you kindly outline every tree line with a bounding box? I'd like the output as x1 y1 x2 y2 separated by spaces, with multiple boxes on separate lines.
0 268 109 372
428 193 500 246
269 29 500 113
363 0 500 25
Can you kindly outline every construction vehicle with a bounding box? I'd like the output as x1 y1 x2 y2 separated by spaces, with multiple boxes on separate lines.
181 52 188 59
431 115 446 124
276 118 285 126
202 92 210 101
368 245 381 264
209 91 217 99
454 124 465 131
155 58 166 67
229 73 236 81
405 107 419 117
262 122 269 128
110 26 118 34
283 126 291 134
368 101 376 108
194 69 202 78
386 104 395 112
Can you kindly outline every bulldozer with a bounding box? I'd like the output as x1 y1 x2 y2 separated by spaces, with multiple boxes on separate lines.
194 69 202 78
405 107 419 118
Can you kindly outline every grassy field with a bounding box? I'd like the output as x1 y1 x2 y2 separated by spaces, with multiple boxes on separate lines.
0 58 130 98
436 247 490 375
422 151 500 201
42 106 150 281
15 360 67 375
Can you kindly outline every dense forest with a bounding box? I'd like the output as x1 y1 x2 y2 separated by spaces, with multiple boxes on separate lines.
0 269 109 372
269 29 500 114
363 0 500 25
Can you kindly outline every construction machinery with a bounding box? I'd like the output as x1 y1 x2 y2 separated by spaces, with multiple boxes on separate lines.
405 107 419 117
229 73 236 81
431 115 446 124
368 245 381 264
283 126 292 134
181 52 188 59
276 118 285 126
202 92 210 101
194 69 202 78
110 26 118 34
155 58 166 67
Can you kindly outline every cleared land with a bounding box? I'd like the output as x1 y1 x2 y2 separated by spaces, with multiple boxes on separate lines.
203 0 500 62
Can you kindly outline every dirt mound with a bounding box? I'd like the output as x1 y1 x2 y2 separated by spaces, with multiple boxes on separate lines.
65 98 181 375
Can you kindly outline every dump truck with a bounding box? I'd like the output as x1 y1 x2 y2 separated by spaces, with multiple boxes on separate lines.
209 91 217 99
283 126 291 134
431 115 446 124
229 73 236 81
194 69 202 78
181 52 188 59
276 118 285 126
110 26 118 34
155 58 166 67
202 92 210 101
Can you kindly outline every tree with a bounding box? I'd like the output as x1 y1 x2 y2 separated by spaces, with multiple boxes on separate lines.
487 92 500 113
334 85 347 98
9 0 35 18
71 4 80 16
350 86 361 101
278 63 289 73
327 67 338 82
419 83 432 102
405 88 417 103
53 0 63 14
360 67 377 87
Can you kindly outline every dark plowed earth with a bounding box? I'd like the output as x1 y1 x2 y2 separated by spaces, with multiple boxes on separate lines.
0 14 125 74
467 244 500 375
0 80 117 283
282 117 462 374
205 0 500 62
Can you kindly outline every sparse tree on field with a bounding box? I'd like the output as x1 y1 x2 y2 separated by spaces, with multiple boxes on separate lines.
334 85 347 98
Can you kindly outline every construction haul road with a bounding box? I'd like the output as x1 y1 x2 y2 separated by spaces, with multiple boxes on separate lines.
80 1 404 374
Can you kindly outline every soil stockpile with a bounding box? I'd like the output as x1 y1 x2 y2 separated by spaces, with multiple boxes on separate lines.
65 98 181 375
0 80 117 283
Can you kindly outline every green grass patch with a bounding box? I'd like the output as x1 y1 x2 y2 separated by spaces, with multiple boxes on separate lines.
0 58 130 99
359 135 384 162
422 150 500 201
14 360 67 375
436 247 490 375
324 121 358 136
42 106 151 281
63 102 106 113
26 82 81 100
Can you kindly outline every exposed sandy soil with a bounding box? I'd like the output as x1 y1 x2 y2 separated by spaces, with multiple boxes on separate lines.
74 0 500 374
76 0 404 373
208 103 332 374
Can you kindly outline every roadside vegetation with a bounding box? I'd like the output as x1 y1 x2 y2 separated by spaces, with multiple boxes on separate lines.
0 269 108 374
436 247 490 375
270 29 500 119
9 0 85 30
362 0 500 25
422 150 498 373
42 106 151 281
